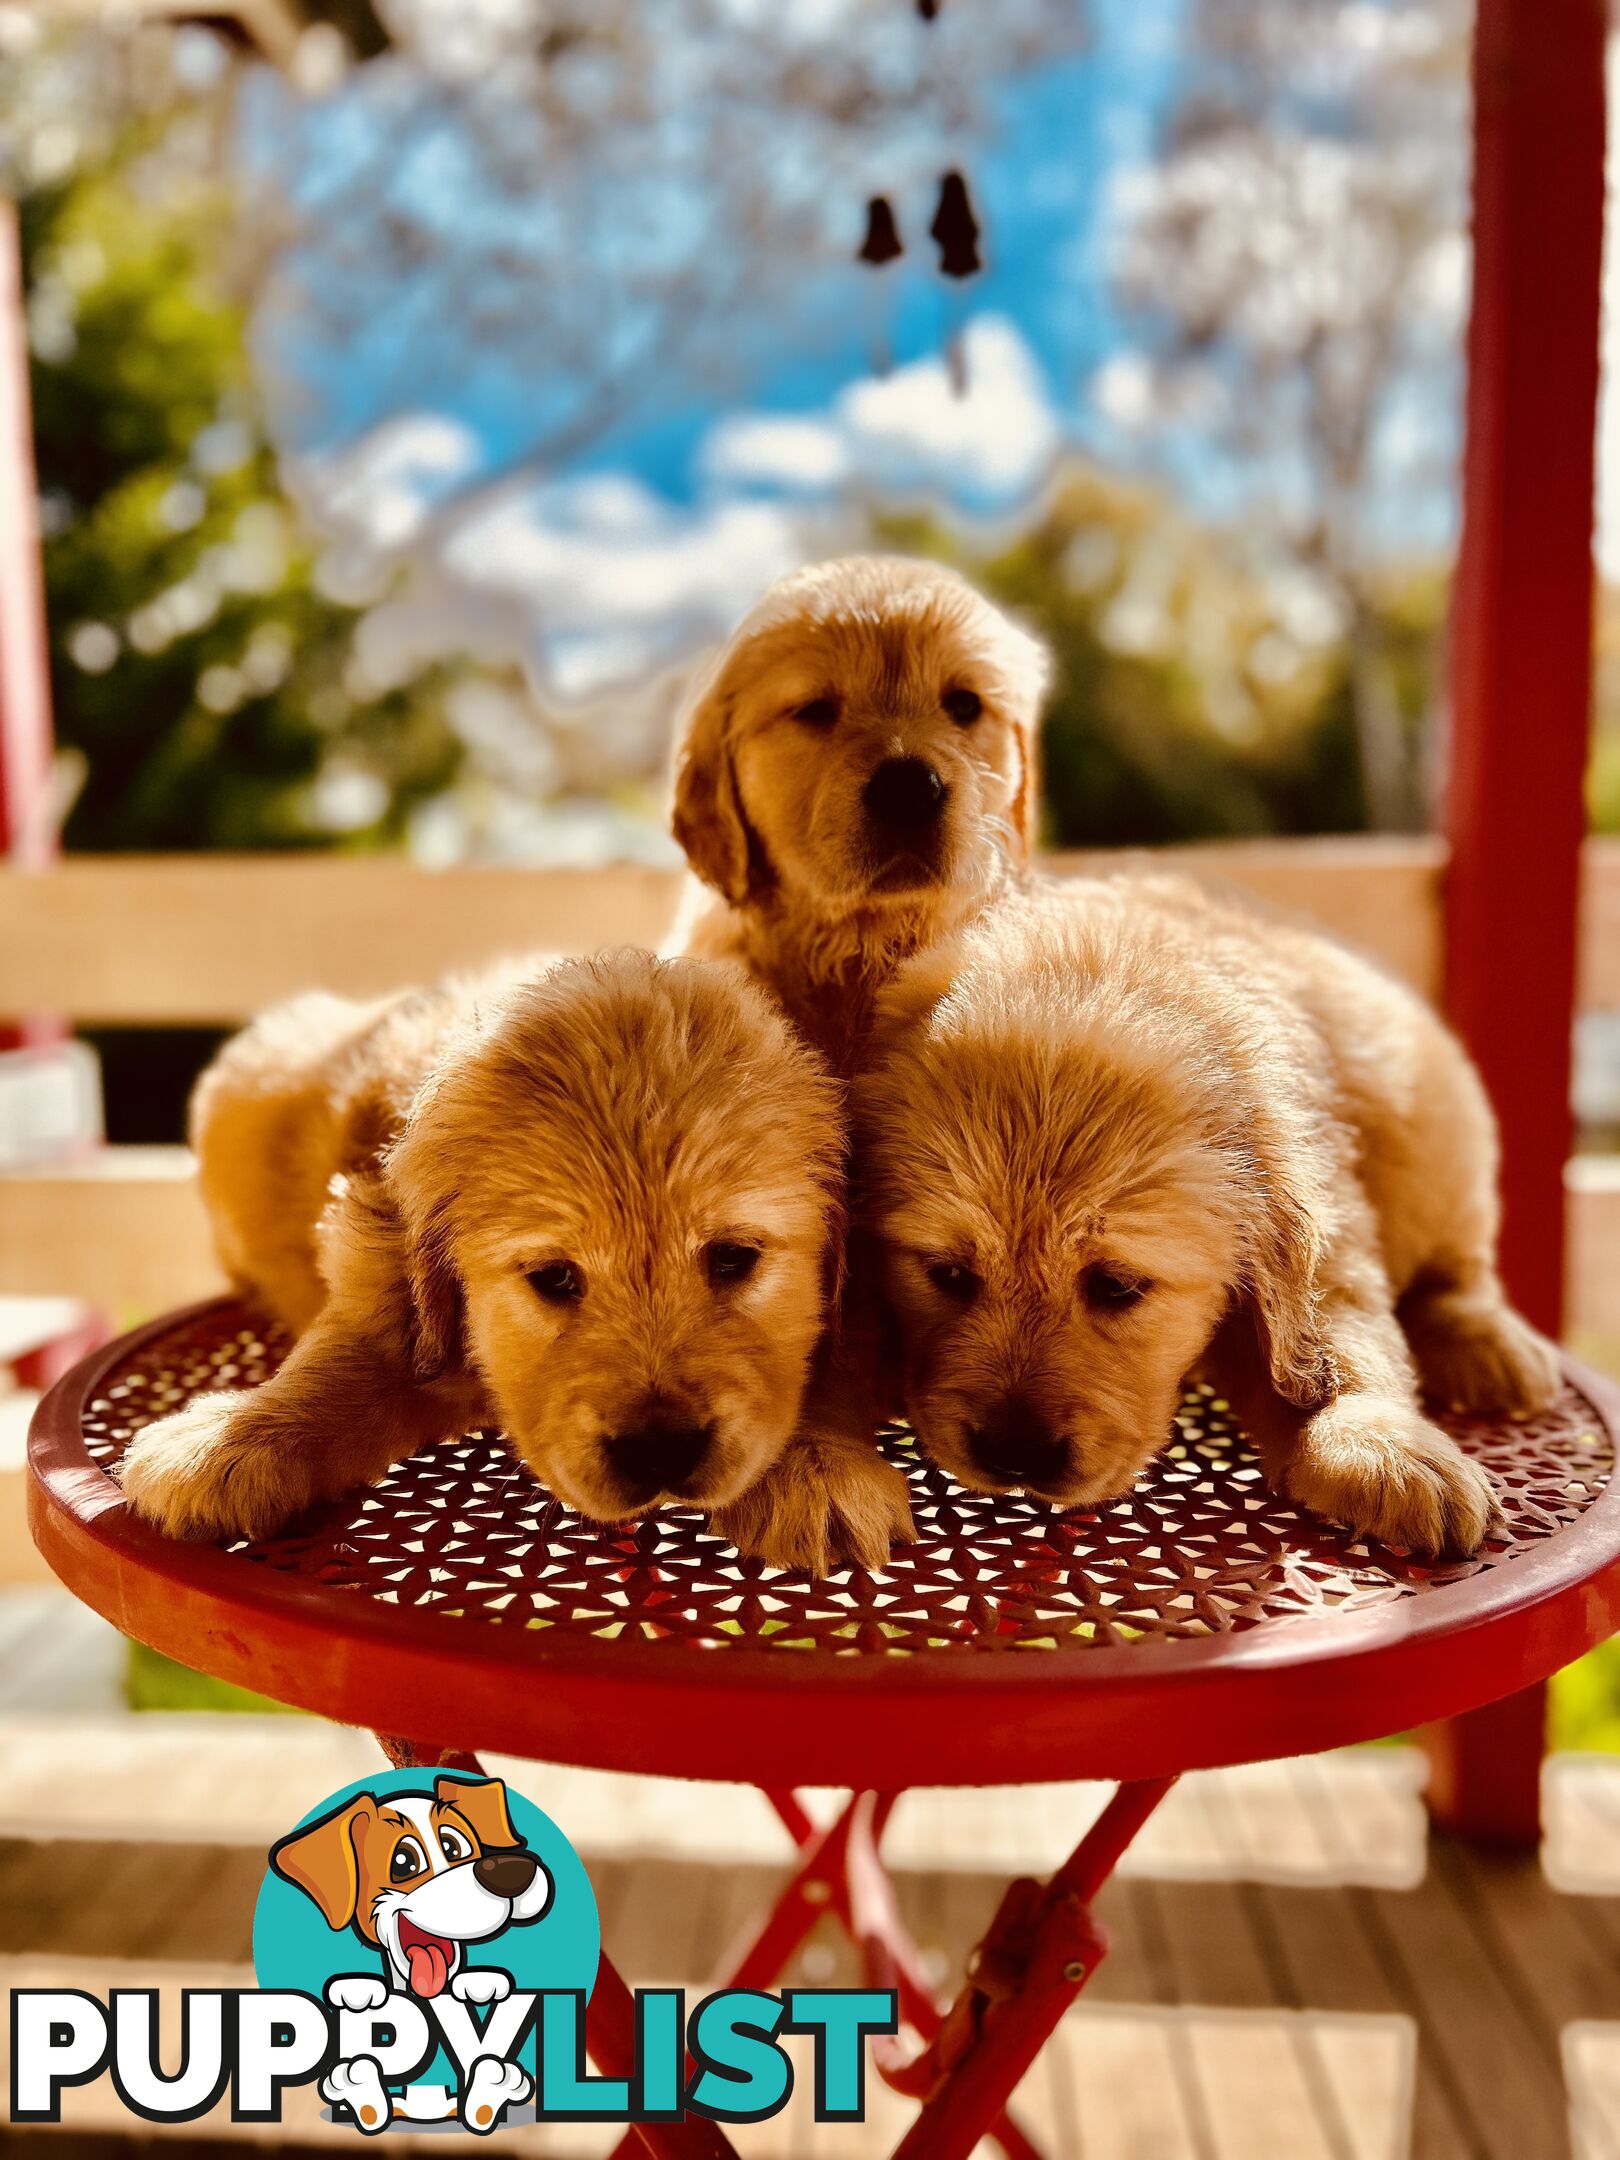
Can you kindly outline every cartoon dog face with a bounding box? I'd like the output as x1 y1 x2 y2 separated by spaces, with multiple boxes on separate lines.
672 556 1048 921
270 1776 553 1998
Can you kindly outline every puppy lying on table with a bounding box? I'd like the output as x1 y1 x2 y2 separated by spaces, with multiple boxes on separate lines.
119 951 848 1559
855 876 1559 1555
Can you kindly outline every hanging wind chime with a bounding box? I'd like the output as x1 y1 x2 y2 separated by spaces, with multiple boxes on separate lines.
854 0 984 394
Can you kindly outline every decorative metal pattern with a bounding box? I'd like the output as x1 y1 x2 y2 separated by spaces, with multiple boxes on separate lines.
83 1303 1613 1658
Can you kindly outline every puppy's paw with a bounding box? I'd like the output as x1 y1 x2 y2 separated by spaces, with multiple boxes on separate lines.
322 2058 392 2135
460 2056 531 2134
119 1391 317 1543
716 1439 916 1575
451 1967 512 2006
326 1974 390 2013
1285 1394 1496 1557
1404 1291 1561 1418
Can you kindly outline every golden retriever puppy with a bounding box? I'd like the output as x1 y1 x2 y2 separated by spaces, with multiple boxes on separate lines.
671 555 1049 1072
119 952 853 1555
856 879 1560 1555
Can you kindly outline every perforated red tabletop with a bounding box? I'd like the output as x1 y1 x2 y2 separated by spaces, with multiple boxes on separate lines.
27 1298 1620 1788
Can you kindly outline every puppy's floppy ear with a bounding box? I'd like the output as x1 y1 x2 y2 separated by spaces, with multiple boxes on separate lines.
437 1774 519 1849
671 669 760 905
1243 1121 1333 1409
997 615 1049 868
270 1794 377 1930
1008 710 1040 866
382 1085 466 1384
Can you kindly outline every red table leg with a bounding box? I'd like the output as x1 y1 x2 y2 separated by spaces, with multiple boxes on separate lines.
886 1778 1176 2160
380 1740 1173 2160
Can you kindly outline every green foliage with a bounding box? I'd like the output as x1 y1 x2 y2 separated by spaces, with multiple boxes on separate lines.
1552 1642 1620 1754
126 1639 300 1714
24 131 464 852
881 477 1452 849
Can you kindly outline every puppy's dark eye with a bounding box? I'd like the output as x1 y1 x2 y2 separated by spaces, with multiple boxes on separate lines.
706 1241 761 1287
390 1836 427 1882
1082 1266 1149 1312
528 1261 584 1305
928 1259 981 1304
437 1826 472 1864
942 687 982 727
794 697 840 728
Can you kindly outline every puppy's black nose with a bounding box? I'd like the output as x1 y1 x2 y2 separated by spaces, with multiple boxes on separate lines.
969 1399 1067 1490
473 1849 539 1898
863 756 946 834
607 1418 713 1501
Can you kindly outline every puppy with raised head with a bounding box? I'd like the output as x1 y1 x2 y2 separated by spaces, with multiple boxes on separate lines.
120 951 854 1557
856 879 1559 1555
672 554 1049 1073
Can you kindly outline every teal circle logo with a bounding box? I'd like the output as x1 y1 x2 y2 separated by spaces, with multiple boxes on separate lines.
252 1768 597 2130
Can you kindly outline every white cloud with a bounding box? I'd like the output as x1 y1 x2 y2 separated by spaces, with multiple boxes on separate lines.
302 317 1058 718
701 414 853 492
292 412 483 550
703 316 1061 505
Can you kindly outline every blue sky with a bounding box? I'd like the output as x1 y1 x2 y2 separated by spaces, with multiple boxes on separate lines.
254 0 1187 515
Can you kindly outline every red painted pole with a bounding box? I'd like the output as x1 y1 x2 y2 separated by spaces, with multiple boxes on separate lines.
0 197 53 872
1430 0 1607 1844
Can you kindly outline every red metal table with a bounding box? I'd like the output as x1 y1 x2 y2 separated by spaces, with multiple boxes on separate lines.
28 1298 1620 2160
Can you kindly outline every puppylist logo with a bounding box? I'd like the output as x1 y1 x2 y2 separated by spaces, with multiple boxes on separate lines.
8 1769 897 2134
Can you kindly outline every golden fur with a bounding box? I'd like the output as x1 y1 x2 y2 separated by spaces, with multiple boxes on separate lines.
119 952 847 1552
855 875 1559 1555
672 555 1049 1073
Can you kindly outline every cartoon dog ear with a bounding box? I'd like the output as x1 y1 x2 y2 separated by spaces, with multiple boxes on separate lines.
671 669 761 906
270 1795 377 1930
437 1775 519 1849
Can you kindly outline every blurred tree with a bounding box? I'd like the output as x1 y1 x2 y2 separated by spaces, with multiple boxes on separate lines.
882 464 1418 846
1105 0 1469 831
4 19 465 850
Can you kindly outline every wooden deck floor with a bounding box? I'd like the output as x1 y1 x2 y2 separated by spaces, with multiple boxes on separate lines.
1 1595 1618 2157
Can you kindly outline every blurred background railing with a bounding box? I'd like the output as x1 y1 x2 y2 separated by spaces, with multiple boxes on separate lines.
7 839 1620 1332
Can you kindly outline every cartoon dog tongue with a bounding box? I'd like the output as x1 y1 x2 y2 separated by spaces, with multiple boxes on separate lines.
401 1927 452 1998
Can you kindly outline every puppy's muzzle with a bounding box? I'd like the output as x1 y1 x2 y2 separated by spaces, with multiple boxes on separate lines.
606 1409 716 1504
473 1849 540 1898
968 1397 1068 1492
863 756 947 838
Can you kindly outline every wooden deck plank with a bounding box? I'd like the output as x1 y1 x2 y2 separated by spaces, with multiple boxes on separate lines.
1546 1756 1620 1895
1260 1882 1474 2160
1137 1874 1279 2009
1563 2025 1620 2160
1057 2006 1216 2160
1357 1872 1568 2160
1184 2011 1344 2160
1435 1839 1620 2045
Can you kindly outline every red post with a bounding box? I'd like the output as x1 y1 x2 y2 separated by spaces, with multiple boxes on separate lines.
1430 0 1607 1844
0 197 53 871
